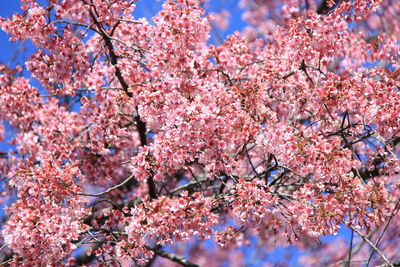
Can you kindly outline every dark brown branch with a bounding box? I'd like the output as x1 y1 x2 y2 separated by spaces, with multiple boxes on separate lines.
136 117 147 146
246 146 260 178
217 174 230 195
147 175 158 199
85 2 157 199
316 0 330 14
87 9 131 97
377 262 400 267
148 247 199 267
299 59 315 87
386 136 400 148
282 71 295 80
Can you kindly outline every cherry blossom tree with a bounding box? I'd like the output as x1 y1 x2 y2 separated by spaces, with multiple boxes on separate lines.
0 0 399 266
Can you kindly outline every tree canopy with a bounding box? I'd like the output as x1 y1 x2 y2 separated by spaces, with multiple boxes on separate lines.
0 0 400 266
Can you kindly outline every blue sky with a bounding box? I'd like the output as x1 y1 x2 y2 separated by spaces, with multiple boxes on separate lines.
0 1 25 66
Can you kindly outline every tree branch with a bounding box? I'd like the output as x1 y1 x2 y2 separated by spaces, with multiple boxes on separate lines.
366 199 400 267
78 174 135 197
87 7 131 97
148 247 199 267
351 227 394 267
84 1 156 199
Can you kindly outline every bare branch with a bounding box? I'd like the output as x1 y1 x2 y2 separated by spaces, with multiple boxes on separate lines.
366 199 400 266
148 247 199 267
78 174 135 197
351 227 394 267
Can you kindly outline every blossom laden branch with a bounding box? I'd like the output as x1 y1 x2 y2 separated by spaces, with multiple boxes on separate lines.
0 0 399 265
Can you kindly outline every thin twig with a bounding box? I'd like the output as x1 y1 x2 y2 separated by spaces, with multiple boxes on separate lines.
366 198 400 267
347 229 354 267
246 146 260 178
169 178 208 195
78 174 135 197
187 165 205 196
351 227 394 267
148 247 199 267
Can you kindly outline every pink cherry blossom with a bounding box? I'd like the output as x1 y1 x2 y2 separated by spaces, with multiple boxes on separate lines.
0 0 399 266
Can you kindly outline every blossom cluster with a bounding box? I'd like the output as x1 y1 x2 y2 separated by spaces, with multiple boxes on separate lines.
0 0 399 265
